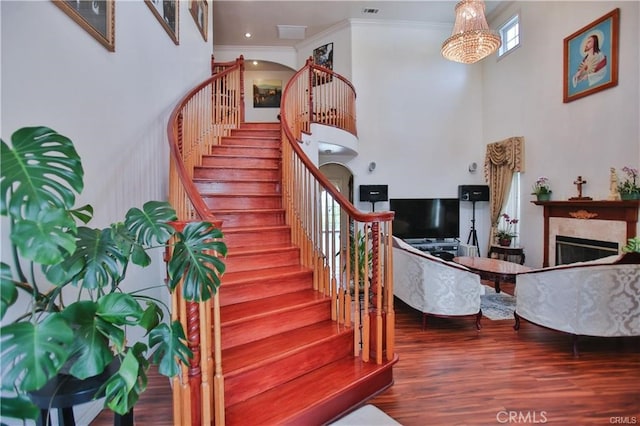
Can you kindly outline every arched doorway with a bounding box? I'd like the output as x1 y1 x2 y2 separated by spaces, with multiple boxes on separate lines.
319 163 353 280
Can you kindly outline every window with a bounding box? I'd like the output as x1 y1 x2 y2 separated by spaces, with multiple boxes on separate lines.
502 172 521 244
498 14 520 57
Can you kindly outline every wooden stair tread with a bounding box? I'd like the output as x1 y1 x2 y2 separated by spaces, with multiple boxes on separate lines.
196 165 280 171
212 208 284 214
225 357 396 425
203 193 280 198
221 289 329 324
221 224 290 235
220 139 281 145
222 265 312 285
194 177 280 183
202 153 280 160
225 245 297 256
223 320 351 374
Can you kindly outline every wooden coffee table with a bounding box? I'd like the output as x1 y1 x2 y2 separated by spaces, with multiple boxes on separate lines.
453 256 531 293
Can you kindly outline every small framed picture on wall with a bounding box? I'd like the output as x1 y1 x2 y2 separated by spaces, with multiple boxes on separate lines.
52 0 115 51
190 0 208 42
145 0 179 45
253 80 282 108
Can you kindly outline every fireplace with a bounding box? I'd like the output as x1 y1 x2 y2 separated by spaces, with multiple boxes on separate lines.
534 200 639 267
555 235 618 265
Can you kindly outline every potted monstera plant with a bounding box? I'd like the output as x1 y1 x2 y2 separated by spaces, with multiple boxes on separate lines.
0 126 227 422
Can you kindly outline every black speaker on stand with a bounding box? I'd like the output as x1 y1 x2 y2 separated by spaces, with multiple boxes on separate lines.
359 185 388 212
458 185 490 256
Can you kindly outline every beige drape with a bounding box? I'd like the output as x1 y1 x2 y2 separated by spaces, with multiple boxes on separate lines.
484 137 525 247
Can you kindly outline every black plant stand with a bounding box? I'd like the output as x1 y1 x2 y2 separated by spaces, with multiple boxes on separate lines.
28 358 133 426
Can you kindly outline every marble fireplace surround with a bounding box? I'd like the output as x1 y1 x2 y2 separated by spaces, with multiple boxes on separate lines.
534 200 640 267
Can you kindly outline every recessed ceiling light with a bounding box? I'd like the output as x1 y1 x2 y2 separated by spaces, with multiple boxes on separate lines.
245 32 252 38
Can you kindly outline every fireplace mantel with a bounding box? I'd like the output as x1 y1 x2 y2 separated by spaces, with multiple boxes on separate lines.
533 200 640 266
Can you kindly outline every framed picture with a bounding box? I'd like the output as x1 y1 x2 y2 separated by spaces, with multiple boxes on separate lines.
313 42 334 86
190 0 208 42
563 8 619 103
253 80 282 108
52 0 115 51
145 0 179 45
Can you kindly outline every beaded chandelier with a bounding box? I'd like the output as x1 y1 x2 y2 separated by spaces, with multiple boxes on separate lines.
441 0 502 64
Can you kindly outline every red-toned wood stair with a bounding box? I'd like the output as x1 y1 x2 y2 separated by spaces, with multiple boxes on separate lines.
194 122 395 425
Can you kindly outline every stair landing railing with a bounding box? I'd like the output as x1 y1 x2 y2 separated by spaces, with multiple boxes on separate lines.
280 57 395 365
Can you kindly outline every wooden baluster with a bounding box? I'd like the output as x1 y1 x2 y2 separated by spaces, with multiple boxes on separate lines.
186 301 202 426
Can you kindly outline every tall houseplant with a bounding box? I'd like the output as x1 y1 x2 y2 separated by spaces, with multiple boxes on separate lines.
0 126 227 421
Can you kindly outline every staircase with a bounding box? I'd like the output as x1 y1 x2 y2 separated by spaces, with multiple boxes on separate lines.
193 122 395 425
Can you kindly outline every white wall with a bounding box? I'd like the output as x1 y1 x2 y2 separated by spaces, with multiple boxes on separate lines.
484 1 640 267
245 69 294 122
345 20 492 249
1 1 213 422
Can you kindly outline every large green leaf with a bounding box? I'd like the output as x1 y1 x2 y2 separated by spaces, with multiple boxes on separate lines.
0 126 83 221
125 201 177 247
100 346 149 415
0 313 73 391
60 301 114 379
96 293 144 326
0 263 18 320
149 321 192 377
139 302 163 334
167 222 227 302
0 394 40 421
11 206 77 266
47 227 127 290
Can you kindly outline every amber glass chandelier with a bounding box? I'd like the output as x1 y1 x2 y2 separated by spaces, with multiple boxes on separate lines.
441 0 502 64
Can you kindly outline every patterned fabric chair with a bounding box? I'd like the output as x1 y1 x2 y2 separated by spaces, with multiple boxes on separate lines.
514 253 640 355
392 237 485 329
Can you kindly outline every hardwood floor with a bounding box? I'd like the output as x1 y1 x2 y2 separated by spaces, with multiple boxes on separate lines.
92 282 640 426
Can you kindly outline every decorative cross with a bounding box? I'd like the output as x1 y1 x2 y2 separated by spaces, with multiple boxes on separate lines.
573 175 587 198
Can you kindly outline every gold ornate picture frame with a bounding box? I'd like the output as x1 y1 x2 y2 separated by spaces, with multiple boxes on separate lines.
563 8 619 103
190 0 208 42
145 0 179 45
52 0 115 52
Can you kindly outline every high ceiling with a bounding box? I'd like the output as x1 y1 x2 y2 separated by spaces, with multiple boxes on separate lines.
212 1 504 48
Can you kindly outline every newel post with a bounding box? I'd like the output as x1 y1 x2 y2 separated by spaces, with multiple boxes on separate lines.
167 221 202 426
368 222 386 364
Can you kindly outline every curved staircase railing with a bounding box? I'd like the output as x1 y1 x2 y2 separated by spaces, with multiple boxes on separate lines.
167 56 244 426
166 56 395 426
281 58 395 364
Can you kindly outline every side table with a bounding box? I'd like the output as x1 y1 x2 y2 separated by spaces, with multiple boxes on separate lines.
488 245 525 265
28 358 133 426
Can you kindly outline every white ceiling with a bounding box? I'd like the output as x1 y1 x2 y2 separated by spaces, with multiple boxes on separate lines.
212 1 505 48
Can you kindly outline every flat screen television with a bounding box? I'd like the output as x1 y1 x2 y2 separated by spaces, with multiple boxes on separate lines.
390 198 460 240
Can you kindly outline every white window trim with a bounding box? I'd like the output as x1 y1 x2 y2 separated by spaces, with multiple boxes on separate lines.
498 13 520 59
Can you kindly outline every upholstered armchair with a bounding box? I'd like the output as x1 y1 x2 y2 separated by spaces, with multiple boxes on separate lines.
514 253 640 355
392 237 485 329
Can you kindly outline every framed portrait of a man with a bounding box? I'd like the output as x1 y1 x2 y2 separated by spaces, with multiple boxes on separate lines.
563 8 619 103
